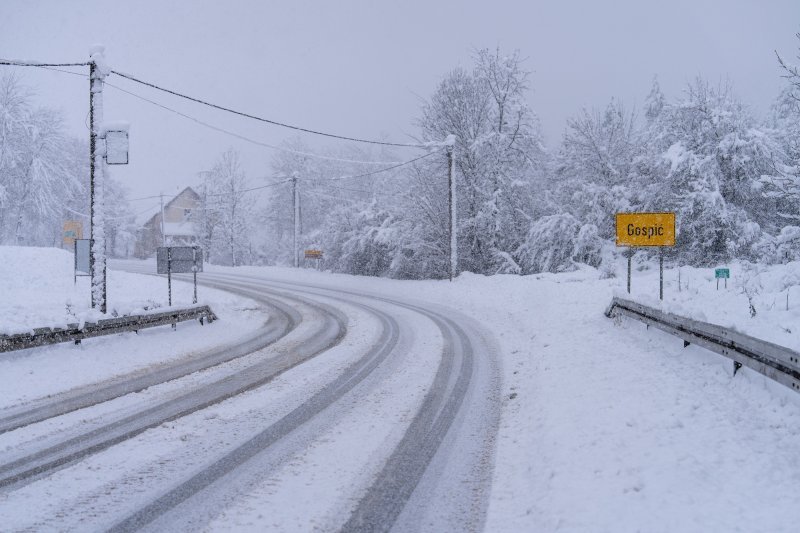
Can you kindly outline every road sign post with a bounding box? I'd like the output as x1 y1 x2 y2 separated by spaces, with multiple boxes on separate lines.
157 246 203 306
616 212 676 300
715 268 730 290
304 249 323 269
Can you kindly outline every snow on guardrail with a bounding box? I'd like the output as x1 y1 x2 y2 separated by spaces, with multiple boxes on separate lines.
0 305 217 354
606 296 800 393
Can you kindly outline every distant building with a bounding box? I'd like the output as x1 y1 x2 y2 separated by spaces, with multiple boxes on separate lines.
134 187 201 258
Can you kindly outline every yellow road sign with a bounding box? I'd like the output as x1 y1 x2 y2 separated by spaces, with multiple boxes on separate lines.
63 220 83 247
616 212 675 247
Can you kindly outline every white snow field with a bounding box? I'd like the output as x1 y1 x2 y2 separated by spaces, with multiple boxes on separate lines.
1 246 800 532
0 246 268 407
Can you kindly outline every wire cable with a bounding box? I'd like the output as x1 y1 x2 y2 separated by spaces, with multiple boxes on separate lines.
129 177 290 203
16 62 427 166
60 202 160 220
0 59 90 67
2 59 433 149
202 178 292 198
309 182 408 199
104 81 411 166
322 149 441 181
303 189 370 204
110 69 425 148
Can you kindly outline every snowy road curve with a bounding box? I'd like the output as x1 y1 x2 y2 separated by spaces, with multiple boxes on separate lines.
0 266 501 532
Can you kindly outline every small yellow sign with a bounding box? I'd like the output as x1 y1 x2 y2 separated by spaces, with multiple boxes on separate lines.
63 220 83 247
304 249 323 259
616 212 675 247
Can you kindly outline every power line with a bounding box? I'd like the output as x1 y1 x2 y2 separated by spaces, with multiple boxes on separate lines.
0 59 90 67
6 64 418 166
202 178 292 198
3 59 432 150
323 149 441 181
104 81 409 165
110 69 426 149
60 202 160 220
303 189 369 204
127 149 434 203
129 177 290 204
309 182 408 199
128 194 164 202
26 64 89 78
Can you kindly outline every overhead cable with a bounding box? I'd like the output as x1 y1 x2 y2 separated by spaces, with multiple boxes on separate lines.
0 59 90 67
14 62 429 165
110 69 426 148
104 81 409 165
323 150 441 181
202 179 292 197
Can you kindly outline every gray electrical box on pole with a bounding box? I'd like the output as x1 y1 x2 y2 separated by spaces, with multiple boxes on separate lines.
102 124 129 165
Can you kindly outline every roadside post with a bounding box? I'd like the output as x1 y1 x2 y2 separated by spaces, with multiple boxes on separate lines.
157 246 203 307
715 267 729 290
615 212 676 300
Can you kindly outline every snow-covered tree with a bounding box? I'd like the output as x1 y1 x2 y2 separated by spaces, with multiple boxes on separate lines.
202 148 255 266
644 79 788 263
416 48 547 275
554 99 640 240
777 32 800 103
0 74 83 247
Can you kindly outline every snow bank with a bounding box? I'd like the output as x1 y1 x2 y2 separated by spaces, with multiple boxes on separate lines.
0 247 268 406
212 262 800 532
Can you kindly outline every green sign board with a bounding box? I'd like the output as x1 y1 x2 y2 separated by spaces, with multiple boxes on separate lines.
715 268 730 279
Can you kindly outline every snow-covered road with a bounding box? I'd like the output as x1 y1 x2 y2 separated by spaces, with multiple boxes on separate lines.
4 256 800 532
0 265 501 532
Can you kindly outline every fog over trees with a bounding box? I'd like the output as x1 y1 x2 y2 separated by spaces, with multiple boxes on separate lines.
3 37 800 278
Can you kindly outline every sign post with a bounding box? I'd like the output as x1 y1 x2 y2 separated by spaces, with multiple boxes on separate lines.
715 268 730 290
304 249 323 269
157 246 203 306
615 212 676 300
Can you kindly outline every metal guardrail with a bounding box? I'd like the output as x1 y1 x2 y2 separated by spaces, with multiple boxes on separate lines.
0 305 217 354
606 297 800 393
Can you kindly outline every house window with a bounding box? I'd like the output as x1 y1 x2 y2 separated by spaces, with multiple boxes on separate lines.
184 208 192 218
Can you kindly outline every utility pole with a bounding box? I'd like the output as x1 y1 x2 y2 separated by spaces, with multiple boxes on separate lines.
292 173 300 267
160 192 166 246
446 135 457 281
89 46 107 313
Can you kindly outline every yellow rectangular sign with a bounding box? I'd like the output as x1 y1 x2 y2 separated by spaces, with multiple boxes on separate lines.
616 212 675 247
63 220 83 247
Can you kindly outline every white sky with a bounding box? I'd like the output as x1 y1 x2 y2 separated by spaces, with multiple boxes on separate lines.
1 0 798 205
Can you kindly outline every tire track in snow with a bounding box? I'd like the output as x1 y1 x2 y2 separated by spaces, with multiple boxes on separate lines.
115 272 499 533
0 286 346 490
0 286 296 435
